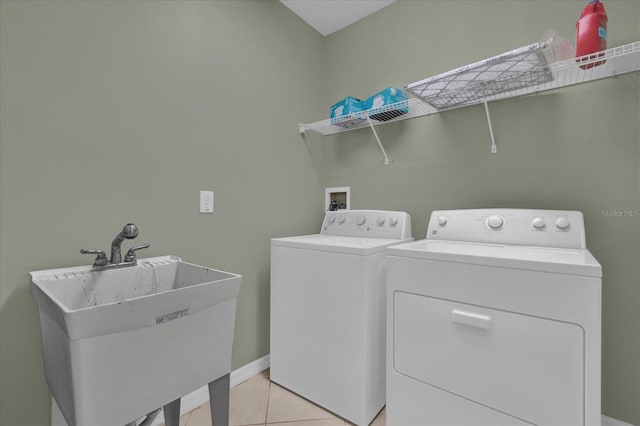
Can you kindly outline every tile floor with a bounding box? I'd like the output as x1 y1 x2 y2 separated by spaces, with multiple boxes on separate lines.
162 369 385 426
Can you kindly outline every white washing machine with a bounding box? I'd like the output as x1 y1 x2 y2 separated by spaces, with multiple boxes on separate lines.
386 209 602 426
271 210 412 426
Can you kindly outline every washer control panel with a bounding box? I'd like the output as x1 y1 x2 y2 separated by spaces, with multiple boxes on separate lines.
322 210 412 240
427 209 586 249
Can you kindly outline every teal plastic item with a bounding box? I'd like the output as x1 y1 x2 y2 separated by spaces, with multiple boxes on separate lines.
330 96 366 127
365 87 408 121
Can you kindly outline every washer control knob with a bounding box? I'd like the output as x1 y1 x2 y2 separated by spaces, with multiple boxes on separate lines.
556 216 570 230
337 215 346 224
377 216 385 226
486 215 504 229
437 216 448 226
328 215 336 224
356 215 366 225
531 217 545 229
390 216 398 226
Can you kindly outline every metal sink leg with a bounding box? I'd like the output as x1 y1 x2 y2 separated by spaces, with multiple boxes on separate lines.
163 398 181 426
208 374 230 425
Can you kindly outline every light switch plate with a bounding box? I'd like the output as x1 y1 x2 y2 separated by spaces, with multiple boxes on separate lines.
200 190 214 213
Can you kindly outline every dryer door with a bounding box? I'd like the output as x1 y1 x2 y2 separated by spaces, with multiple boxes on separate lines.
393 291 584 426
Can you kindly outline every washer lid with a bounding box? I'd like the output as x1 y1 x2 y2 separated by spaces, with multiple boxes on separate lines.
387 239 602 277
272 234 413 256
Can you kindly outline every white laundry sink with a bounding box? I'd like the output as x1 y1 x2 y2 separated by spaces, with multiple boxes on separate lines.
30 255 241 426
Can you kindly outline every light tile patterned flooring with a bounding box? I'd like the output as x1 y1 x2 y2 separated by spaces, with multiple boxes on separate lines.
164 369 385 426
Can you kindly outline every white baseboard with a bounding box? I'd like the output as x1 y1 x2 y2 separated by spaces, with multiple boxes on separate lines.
51 354 271 426
602 415 636 426
229 353 271 388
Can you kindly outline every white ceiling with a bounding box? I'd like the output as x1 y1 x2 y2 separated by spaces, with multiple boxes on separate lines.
280 0 396 36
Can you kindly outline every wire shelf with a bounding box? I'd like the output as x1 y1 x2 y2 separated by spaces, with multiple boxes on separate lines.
299 40 640 136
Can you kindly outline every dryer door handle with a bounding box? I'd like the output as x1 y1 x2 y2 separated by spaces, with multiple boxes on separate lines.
451 309 492 330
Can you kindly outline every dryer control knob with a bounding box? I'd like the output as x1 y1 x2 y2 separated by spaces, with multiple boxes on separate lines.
531 217 545 229
437 216 448 226
328 216 336 224
556 216 570 230
377 216 385 226
486 215 504 229
356 215 366 225
337 215 346 224
390 216 398 226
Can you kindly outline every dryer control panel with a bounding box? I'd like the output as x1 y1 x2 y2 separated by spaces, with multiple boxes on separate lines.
427 209 586 249
322 210 412 240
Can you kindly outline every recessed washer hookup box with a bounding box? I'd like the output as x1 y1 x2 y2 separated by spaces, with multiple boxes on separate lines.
330 96 366 128
365 87 408 121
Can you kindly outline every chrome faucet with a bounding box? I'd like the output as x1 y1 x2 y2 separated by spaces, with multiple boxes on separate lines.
110 223 138 264
81 223 149 270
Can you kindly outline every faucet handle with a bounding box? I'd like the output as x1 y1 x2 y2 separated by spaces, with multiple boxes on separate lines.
124 243 150 263
80 248 108 267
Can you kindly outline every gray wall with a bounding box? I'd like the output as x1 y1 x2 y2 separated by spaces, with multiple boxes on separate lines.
1 1 639 425
314 1 640 424
0 1 324 425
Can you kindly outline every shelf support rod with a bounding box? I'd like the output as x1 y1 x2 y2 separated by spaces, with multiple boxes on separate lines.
482 98 497 154
366 116 390 165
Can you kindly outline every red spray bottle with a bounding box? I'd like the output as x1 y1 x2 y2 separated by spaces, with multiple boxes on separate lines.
576 0 608 69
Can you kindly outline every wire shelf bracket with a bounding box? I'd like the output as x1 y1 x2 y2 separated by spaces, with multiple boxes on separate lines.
366 115 391 165
299 111 393 165
482 98 498 154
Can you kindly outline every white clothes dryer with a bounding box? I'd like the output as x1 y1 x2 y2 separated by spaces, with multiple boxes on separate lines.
386 209 601 426
271 210 412 426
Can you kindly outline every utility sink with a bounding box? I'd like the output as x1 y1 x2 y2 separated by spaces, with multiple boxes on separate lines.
30 255 241 426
